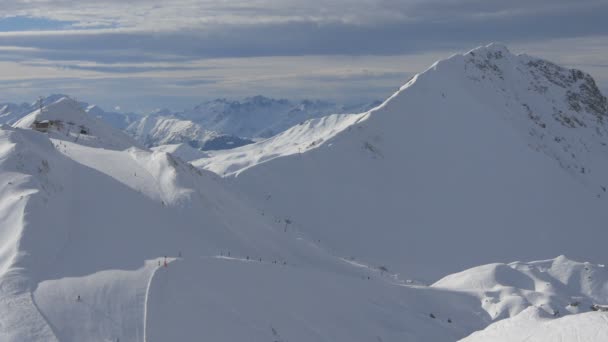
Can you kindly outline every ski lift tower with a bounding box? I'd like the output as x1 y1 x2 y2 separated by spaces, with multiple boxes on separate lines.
38 96 44 114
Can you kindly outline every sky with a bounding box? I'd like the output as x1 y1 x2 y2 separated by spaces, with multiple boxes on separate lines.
0 0 606 113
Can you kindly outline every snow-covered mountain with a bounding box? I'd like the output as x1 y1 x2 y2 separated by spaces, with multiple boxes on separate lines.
0 44 607 341
180 96 379 138
127 114 253 150
0 95 70 126
194 43 608 281
0 94 139 132
13 96 142 150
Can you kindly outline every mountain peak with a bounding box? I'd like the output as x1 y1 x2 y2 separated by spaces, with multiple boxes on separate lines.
467 42 511 57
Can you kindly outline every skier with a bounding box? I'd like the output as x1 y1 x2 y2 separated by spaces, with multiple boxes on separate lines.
76 295 81 302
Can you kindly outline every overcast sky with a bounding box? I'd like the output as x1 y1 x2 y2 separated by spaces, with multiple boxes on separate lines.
0 0 606 112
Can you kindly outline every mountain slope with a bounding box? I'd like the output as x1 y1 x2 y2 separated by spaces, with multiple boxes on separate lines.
194 43 608 281
0 120 501 342
1 118 400 340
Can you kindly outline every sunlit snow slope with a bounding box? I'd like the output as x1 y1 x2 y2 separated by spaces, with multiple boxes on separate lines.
195 43 608 281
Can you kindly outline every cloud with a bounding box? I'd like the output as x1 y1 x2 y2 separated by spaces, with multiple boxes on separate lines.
28 63 206 74
0 1 605 110
0 0 604 63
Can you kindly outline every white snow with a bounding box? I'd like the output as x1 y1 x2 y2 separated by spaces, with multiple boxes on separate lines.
193 43 608 281
126 114 252 150
0 44 606 341
433 255 608 319
461 308 608 342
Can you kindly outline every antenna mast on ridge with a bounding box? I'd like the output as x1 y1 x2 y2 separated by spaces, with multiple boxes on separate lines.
38 96 44 114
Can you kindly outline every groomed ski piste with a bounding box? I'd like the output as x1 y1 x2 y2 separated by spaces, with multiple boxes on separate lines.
0 43 607 341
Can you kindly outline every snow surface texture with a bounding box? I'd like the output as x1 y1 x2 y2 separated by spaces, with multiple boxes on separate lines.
195 43 608 281
126 114 253 151
461 308 608 341
433 255 608 319
0 44 607 341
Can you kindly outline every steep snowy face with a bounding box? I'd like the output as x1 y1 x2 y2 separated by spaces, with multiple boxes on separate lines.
126 115 253 150
13 97 142 150
196 44 608 281
455 44 608 192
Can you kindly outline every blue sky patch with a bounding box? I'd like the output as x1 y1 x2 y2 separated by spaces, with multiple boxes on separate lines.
0 16 76 32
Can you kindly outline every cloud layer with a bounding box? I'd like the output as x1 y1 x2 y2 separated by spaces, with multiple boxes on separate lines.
0 1 606 111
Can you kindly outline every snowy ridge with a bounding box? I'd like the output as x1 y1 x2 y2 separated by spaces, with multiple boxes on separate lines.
194 112 368 175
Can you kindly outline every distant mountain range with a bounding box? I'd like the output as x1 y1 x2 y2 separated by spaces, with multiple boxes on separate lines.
0 95 379 151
